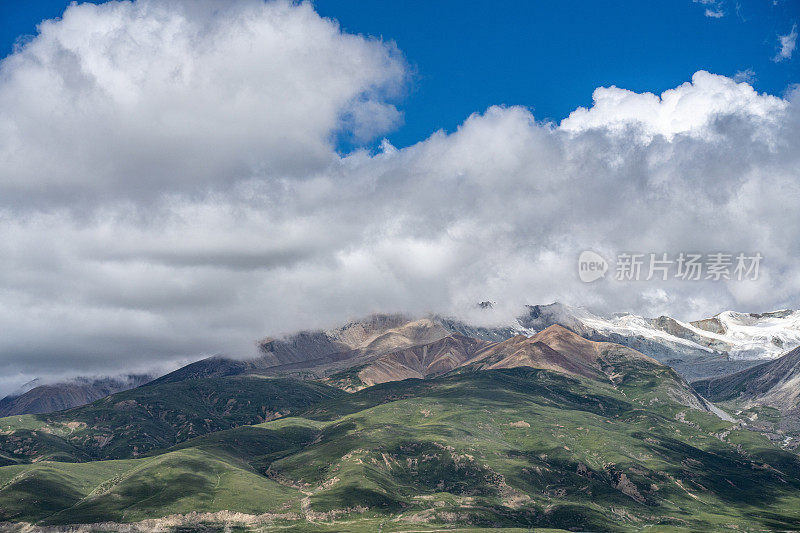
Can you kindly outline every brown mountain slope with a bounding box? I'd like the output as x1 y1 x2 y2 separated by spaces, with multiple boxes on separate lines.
462 325 722 415
471 335 601 379
152 316 456 385
258 314 428 367
326 325 720 417
468 325 656 379
354 333 493 388
258 318 454 377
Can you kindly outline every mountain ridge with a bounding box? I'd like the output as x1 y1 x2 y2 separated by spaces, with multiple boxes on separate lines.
6 304 800 417
0 374 154 417
691 346 800 449
692 346 800 405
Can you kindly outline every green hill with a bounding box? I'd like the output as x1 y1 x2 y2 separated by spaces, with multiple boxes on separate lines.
0 375 345 462
2 366 800 531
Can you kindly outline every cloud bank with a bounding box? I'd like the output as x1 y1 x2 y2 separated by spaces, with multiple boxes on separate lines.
1 0 798 393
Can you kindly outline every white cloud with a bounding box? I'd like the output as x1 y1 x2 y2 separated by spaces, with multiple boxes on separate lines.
0 0 405 205
1 1 799 394
693 0 725 18
733 69 756 84
560 71 786 140
774 23 798 61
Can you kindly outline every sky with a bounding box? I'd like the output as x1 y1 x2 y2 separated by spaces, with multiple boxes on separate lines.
2 1 797 148
0 0 798 394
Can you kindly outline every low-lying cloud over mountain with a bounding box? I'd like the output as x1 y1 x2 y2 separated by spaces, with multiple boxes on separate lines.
1 0 799 393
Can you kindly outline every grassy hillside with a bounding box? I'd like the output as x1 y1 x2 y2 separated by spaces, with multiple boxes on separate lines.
0 448 300 525
0 375 345 462
260 369 800 531
2 367 800 531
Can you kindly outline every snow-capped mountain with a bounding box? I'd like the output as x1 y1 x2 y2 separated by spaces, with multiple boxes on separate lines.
516 303 800 379
687 310 800 360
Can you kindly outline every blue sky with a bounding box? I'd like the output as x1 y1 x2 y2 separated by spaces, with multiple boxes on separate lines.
1 0 797 148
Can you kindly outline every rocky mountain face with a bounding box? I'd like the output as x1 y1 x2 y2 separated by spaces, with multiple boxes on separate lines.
151 316 458 386
466 325 724 416
144 310 729 411
344 333 493 389
469 325 643 380
0 374 153 417
308 323 723 418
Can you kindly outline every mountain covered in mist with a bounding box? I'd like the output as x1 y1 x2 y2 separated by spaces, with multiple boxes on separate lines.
158 303 800 386
5 303 799 418
0 374 153 417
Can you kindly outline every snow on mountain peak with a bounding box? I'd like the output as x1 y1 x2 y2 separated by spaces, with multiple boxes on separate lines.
519 303 800 363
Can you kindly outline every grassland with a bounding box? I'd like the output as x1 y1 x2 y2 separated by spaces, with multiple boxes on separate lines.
1 367 799 531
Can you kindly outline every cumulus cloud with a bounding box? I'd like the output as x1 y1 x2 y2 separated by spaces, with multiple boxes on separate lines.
0 0 405 206
560 71 786 140
1 1 799 394
773 23 798 62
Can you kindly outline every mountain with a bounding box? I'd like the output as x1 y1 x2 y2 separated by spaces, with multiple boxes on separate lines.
692 345 800 404
470 325 637 379
151 316 456 385
688 310 800 358
323 323 728 413
0 326 727 465
327 333 493 390
692 346 800 449
2 359 799 530
467 325 726 416
0 313 514 419
5 305 797 419
520 303 800 379
141 306 800 391
0 374 153 417
0 376 344 462
5 311 800 530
